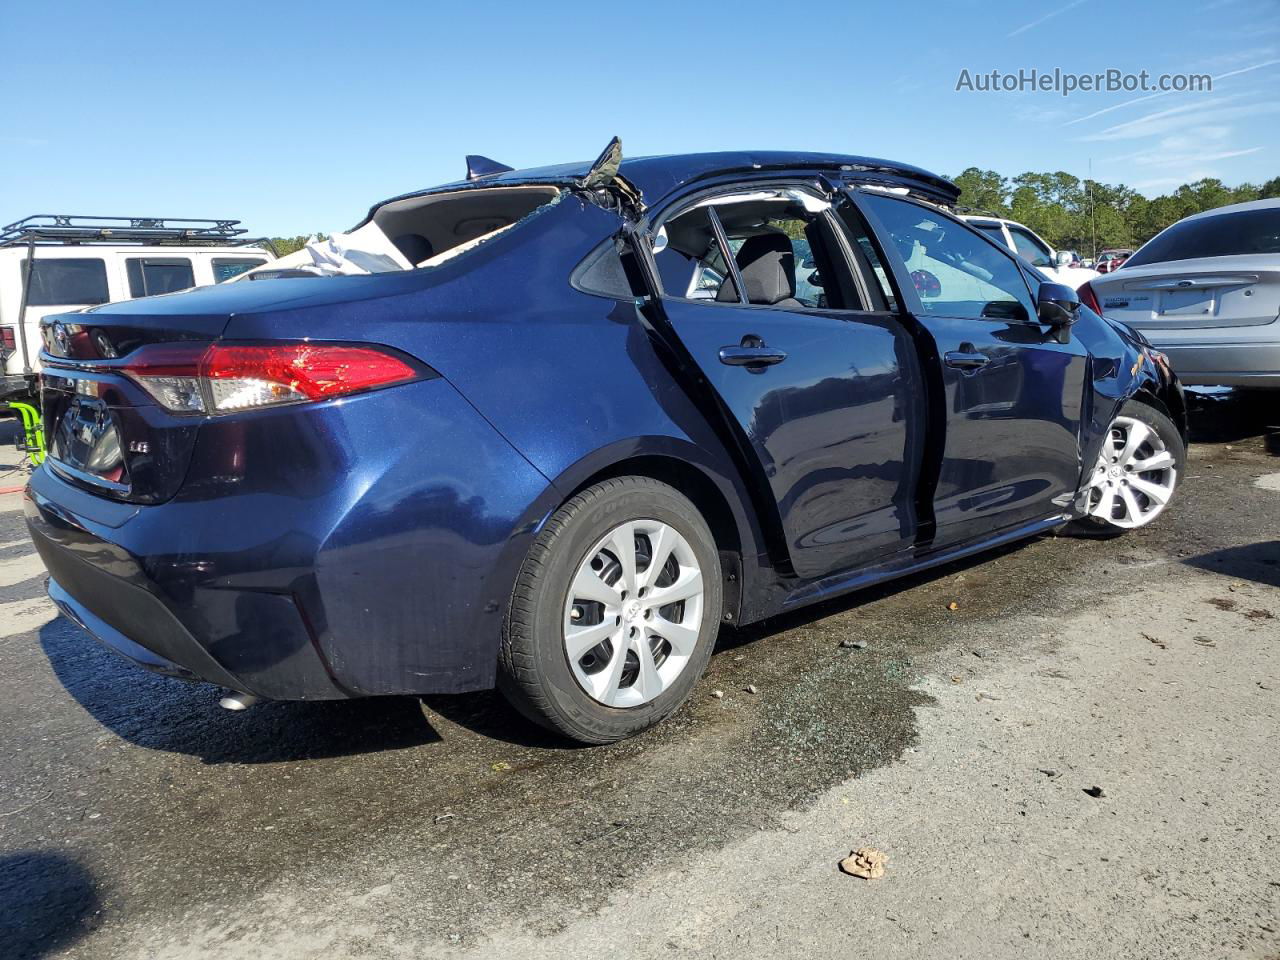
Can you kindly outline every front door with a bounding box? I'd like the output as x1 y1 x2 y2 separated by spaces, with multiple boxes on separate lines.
854 191 1089 548
646 185 925 580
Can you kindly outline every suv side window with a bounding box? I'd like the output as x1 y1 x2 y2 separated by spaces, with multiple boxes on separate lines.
971 222 1008 247
126 258 195 298
20 258 109 306
1007 226 1053 268
861 194 1034 323
212 258 267 283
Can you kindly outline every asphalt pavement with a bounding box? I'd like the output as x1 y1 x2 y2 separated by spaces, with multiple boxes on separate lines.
0 394 1277 960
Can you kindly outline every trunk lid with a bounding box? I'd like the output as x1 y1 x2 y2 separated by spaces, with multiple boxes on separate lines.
1089 256 1280 331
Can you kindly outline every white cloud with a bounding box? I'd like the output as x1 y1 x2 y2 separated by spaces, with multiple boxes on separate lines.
1077 97 1237 140
1214 57 1280 81
1065 88 1186 127
1089 87 1273 190
1115 144 1263 168
1133 171 1218 190
1010 103 1073 124
1193 45 1277 70
1078 97 1280 142
1063 57 1280 127
1007 0 1087 37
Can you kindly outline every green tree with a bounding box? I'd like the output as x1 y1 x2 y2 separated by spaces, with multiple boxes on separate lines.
269 234 324 256
1175 178 1235 215
947 169 1276 257
952 167 1009 215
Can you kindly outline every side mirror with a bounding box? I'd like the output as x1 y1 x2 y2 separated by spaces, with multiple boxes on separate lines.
1054 250 1073 267
1037 282 1081 332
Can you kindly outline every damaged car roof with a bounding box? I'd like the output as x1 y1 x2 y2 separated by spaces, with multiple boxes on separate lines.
360 149 959 226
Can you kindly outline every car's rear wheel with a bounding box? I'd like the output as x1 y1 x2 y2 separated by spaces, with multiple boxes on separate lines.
498 477 722 744
1072 400 1184 535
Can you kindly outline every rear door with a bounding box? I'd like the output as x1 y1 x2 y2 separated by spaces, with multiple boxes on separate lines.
124 257 195 299
647 184 926 580
854 191 1088 548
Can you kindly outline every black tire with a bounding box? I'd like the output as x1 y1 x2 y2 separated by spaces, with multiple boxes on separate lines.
1068 399 1185 538
497 477 723 744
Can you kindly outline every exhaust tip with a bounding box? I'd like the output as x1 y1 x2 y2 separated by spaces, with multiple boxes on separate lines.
219 692 260 711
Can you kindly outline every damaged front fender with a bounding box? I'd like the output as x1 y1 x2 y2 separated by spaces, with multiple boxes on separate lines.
1069 309 1188 516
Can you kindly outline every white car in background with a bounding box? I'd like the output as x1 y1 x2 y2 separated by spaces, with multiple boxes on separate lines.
962 215 1099 288
1079 198 1280 389
0 216 275 400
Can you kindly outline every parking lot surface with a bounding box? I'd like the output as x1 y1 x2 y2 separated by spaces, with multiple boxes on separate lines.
1 396 1277 960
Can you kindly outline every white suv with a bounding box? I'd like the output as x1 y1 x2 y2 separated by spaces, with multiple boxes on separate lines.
0 216 275 399
961 215 1098 288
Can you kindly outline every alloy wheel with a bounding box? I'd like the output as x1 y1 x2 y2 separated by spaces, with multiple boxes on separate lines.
1084 415 1177 529
562 519 704 708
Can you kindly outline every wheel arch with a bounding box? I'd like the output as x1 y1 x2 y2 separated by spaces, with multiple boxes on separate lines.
544 440 769 625
1131 384 1172 420
569 452 740 543
1133 382 1188 444
467 437 768 685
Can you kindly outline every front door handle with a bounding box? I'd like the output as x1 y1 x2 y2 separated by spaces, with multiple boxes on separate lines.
719 336 787 367
944 350 990 370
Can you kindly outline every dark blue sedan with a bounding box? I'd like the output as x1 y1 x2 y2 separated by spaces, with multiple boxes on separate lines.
26 141 1187 742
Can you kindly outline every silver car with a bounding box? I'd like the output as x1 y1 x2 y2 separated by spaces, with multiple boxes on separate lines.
1080 198 1280 388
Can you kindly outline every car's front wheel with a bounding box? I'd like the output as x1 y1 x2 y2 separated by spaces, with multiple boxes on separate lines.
1074 399 1184 534
498 477 723 744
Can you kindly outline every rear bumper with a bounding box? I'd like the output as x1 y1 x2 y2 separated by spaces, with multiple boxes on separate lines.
1157 340 1280 388
48 578 231 685
26 477 342 698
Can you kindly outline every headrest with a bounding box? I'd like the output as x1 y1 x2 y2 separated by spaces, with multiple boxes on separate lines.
716 233 796 305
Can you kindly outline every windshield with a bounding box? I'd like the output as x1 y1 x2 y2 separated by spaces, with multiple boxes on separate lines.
1127 207 1280 266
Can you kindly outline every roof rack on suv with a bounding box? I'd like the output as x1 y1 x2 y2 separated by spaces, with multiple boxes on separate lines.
0 215 275 252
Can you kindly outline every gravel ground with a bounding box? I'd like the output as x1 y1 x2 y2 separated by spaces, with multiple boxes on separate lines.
0 394 1277 960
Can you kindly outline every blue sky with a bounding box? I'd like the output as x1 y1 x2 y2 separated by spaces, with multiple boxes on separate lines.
2 0 1276 235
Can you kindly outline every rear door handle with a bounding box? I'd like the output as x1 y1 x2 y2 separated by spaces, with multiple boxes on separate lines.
944 350 989 370
719 346 788 366
719 337 787 367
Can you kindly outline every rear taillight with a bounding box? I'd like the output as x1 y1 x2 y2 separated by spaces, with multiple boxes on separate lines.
121 342 420 415
1077 281 1102 315
0 327 15 352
